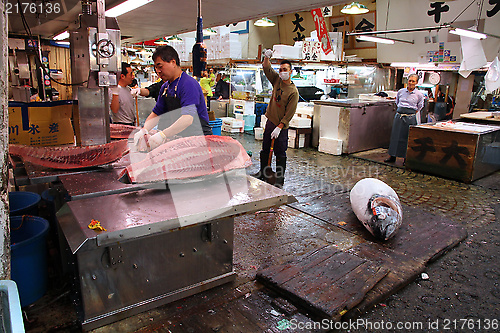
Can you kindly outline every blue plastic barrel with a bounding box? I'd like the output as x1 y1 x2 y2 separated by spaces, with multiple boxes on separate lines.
209 119 223 136
9 192 41 216
10 215 49 307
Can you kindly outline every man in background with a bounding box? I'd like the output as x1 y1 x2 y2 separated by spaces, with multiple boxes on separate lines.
110 62 136 126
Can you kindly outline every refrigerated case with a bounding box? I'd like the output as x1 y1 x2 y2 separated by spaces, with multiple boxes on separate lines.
313 99 396 154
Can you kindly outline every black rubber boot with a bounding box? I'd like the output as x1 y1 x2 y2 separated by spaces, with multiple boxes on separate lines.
250 151 268 181
275 156 287 188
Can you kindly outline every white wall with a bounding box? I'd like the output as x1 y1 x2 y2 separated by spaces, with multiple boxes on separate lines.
377 0 500 63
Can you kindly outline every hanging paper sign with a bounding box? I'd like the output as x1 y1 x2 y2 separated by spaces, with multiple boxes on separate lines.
302 41 321 62
322 6 333 17
311 8 333 55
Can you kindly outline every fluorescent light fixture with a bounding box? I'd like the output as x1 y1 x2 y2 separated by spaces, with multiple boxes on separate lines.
449 27 486 40
254 17 275 27
356 35 394 44
341 2 369 15
53 31 69 40
105 0 154 17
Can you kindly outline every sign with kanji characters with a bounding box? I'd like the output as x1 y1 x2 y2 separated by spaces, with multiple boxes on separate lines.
322 6 333 17
311 8 333 55
8 102 75 146
302 41 321 62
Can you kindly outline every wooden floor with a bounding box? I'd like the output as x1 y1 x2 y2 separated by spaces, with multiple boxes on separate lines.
259 192 467 322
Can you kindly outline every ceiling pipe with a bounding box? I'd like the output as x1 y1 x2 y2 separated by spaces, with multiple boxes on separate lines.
346 24 449 36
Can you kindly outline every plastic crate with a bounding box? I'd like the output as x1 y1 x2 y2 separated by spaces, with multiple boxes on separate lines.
0 280 25 332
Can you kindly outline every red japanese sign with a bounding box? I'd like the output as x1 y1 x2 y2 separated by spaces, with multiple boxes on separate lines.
311 8 333 55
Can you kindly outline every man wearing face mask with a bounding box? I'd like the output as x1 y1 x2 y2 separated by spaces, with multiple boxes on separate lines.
251 49 299 188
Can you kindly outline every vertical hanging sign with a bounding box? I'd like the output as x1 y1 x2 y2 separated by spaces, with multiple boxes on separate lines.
311 8 332 55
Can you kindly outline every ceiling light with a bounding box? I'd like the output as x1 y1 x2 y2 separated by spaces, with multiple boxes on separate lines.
254 18 275 27
449 27 487 40
167 35 183 41
53 31 69 40
130 56 143 64
341 2 369 15
203 28 217 36
154 37 169 45
105 0 154 18
356 35 394 44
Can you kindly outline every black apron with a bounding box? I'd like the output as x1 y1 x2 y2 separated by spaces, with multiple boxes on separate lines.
157 73 212 137
388 107 418 158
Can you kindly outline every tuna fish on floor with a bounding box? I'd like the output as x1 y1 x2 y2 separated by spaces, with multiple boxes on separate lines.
349 178 403 241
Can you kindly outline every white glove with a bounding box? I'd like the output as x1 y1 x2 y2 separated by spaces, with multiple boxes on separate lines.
148 131 167 150
130 87 141 97
271 126 281 139
133 128 149 151
264 49 274 59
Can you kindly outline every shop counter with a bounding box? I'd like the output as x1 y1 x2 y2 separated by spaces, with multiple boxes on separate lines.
406 122 500 183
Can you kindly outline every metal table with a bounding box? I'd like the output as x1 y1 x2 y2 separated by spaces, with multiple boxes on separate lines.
56 170 295 330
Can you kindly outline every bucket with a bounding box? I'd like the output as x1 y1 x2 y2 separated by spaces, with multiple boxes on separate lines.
243 114 256 131
9 192 41 216
10 215 49 307
254 127 264 140
209 119 223 136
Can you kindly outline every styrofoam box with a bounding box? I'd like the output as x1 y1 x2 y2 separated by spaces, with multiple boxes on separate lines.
232 99 255 115
222 124 244 133
288 135 305 148
273 44 301 60
295 107 313 118
319 137 343 155
220 117 244 128
289 117 312 128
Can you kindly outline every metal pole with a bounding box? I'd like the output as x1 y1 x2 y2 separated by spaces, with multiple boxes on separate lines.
346 25 449 36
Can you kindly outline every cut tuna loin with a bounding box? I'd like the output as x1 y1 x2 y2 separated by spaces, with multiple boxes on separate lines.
121 135 252 183
9 140 129 169
110 123 140 139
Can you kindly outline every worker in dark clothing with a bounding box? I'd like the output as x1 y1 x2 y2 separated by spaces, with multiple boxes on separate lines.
214 73 235 100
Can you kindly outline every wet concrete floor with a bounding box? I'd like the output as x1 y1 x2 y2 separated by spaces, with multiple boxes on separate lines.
22 132 499 332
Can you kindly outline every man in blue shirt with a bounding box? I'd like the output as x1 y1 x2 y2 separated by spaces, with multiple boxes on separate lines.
134 45 212 151
385 74 424 163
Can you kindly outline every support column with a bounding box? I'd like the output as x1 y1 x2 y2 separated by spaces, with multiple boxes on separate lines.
0 0 10 279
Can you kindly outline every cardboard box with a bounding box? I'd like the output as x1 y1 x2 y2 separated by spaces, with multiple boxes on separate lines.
9 101 75 146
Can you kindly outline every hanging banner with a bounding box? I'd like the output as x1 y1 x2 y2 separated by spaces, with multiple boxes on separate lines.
302 41 321 62
310 8 332 55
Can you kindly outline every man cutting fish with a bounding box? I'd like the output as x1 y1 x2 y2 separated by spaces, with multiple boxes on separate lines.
134 45 212 151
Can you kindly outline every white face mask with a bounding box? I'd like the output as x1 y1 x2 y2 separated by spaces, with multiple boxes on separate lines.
279 71 290 81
